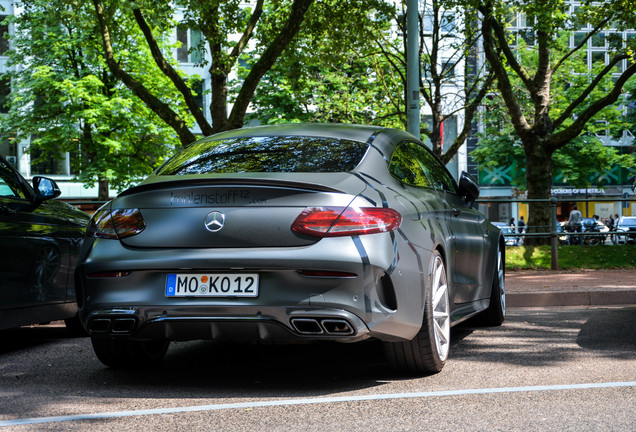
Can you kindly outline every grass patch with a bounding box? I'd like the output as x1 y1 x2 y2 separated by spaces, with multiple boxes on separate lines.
505 245 636 270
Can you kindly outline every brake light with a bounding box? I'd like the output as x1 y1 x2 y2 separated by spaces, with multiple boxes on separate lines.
300 270 357 278
87 271 131 278
292 207 401 238
87 208 146 239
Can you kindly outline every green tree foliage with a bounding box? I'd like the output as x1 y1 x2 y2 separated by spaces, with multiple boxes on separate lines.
472 0 636 243
246 56 403 127
473 93 634 189
248 0 494 165
91 0 402 145
92 0 322 144
2 0 181 198
623 79 636 135
244 0 401 127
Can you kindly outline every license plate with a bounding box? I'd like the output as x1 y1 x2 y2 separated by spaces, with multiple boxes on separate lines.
165 273 259 297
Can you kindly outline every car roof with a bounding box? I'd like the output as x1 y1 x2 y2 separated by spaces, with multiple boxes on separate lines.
192 123 414 145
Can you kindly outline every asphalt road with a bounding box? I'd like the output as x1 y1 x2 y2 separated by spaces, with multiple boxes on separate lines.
1 307 635 431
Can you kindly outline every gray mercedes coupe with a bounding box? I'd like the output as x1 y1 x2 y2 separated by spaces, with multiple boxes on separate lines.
76 124 505 374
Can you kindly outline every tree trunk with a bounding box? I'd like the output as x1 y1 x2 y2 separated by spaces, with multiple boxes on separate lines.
97 178 109 201
524 141 554 246
210 63 229 133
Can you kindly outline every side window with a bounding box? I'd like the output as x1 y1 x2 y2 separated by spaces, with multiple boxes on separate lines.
0 159 26 198
388 143 432 188
406 142 457 193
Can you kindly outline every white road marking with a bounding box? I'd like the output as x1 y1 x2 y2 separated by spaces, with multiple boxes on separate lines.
1 381 635 427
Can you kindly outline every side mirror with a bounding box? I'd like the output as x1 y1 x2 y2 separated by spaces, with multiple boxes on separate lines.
458 171 479 207
33 176 61 200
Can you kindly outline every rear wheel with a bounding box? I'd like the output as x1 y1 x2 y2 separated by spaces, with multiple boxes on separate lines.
384 250 450 374
91 337 169 369
64 314 88 337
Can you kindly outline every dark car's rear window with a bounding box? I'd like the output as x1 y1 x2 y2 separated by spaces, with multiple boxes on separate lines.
156 135 368 175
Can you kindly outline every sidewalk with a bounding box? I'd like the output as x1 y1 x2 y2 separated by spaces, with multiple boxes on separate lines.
507 268 636 308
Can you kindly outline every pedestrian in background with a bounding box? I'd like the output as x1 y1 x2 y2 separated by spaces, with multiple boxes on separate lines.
568 205 583 245
518 216 526 245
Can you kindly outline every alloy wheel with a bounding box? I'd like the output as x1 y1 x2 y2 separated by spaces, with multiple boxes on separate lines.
431 255 450 362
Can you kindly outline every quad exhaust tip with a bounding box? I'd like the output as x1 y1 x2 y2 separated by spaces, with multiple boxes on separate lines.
87 317 136 334
291 318 354 335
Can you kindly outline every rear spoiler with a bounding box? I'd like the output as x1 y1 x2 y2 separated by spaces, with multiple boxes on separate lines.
118 176 343 197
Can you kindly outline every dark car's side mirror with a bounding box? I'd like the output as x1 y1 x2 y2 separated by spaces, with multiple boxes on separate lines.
458 171 479 207
33 176 62 200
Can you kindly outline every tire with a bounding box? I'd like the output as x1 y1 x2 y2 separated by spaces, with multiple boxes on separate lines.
586 235 600 246
612 233 625 245
476 244 506 326
64 314 88 337
91 336 169 369
384 250 450 375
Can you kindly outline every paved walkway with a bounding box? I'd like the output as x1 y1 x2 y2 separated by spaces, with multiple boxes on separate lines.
507 268 636 307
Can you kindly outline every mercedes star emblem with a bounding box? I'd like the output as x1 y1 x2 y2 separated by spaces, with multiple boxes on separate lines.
204 211 225 232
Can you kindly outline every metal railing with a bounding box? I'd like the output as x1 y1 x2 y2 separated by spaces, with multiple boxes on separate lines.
477 197 635 270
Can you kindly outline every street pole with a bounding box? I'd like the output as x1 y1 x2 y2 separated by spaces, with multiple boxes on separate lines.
406 0 420 138
551 197 558 270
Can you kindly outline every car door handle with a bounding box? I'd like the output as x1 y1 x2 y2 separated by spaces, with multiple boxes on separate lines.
452 208 460 217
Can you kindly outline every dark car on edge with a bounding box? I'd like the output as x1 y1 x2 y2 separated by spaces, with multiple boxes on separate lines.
76 124 505 374
0 155 90 332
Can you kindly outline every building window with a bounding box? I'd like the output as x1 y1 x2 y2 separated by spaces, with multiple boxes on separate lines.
422 14 434 35
176 25 203 63
422 12 456 35
573 32 587 48
0 75 10 114
590 50 605 67
1 136 17 167
590 32 605 48
440 14 455 33
29 147 69 176
441 60 456 78
188 78 204 109
0 15 9 56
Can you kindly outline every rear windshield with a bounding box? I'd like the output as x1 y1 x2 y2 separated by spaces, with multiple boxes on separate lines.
156 135 368 175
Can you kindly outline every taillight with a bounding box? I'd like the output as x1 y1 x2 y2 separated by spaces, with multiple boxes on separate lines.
87 208 146 239
292 207 401 238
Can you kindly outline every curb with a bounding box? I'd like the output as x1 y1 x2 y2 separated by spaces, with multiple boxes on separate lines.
508 290 636 308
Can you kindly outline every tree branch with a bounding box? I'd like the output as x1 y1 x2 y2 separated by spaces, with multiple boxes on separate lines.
551 62 636 149
487 6 534 91
553 54 628 130
227 0 314 130
228 0 264 61
441 71 495 165
92 0 196 146
133 8 213 136
480 5 532 137
552 18 610 74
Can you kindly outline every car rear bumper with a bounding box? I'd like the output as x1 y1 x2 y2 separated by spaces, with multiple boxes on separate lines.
77 235 426 343
84 306 372 342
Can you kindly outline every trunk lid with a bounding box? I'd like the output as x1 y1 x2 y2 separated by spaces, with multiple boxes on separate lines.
114 174 366 248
